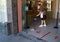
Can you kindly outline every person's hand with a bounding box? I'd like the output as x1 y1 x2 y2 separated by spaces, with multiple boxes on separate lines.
36 15 39 17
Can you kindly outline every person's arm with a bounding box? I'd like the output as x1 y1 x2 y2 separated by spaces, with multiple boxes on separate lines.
36 12 40 16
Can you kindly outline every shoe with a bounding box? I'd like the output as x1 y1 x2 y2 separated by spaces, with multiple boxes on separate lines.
43 24 46 26
39 25 43 27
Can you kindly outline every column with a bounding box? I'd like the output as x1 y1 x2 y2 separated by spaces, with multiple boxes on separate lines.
17 0 22 32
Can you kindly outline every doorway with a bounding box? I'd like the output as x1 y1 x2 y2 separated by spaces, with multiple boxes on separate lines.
22 0 54 30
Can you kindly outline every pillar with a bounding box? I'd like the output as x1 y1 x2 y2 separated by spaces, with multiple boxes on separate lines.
17 0 22 32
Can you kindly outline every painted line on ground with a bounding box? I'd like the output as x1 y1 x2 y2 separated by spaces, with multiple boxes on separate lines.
35 30 41 34
39 32 51 39
54 35 59 40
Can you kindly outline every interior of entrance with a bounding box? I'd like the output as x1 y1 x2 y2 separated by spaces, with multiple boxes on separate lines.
22 0 53 30
22 0 56 30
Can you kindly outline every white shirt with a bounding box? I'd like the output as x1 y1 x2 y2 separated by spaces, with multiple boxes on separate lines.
40 12 43 18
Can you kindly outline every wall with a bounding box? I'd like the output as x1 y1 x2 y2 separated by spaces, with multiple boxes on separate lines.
53 0 60 19
0 0 7 35
7 0 12 22
59 0 60 19
52 0 56 19
0 0 7 23
6 0 13 34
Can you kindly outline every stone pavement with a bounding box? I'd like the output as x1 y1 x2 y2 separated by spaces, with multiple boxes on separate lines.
0 20 60 42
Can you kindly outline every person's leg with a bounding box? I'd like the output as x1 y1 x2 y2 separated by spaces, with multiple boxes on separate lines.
39 20 44 27
43 20 46 26
43 15 46 26
41 20 44 25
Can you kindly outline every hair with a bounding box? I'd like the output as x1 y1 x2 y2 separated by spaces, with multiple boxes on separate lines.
38 1 43 6
38 1 43 3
